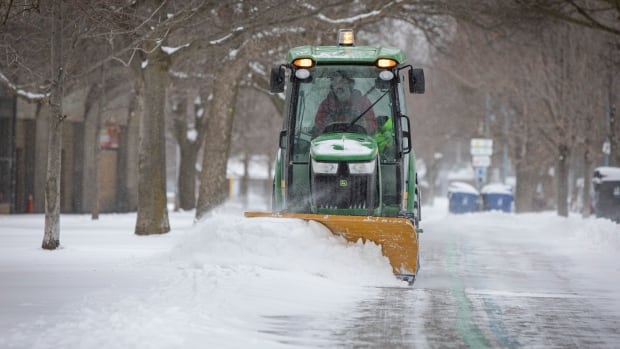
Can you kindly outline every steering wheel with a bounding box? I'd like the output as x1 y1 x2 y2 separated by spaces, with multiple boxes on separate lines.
322 122 367 135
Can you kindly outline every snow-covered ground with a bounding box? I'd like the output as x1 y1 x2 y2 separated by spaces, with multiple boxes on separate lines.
0 198 619 348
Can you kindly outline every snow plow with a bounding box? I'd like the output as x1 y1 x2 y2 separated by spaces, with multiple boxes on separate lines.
245 29 425 285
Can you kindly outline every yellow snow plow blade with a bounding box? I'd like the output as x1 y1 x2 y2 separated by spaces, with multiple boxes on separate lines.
244 211 419 276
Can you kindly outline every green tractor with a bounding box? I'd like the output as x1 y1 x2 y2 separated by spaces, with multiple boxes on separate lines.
246 30 425 285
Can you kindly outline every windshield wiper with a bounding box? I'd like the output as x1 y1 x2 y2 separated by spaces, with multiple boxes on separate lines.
347 90 389 130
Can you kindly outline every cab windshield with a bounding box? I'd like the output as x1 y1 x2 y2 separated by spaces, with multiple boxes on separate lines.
292 65 395 162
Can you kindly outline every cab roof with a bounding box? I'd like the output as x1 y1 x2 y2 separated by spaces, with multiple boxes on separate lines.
286 45 407 65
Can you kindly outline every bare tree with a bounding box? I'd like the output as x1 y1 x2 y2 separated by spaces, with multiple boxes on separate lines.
195 53 244 218
411 8 614 216
129 38 172 234
41 0 63 249
169 87 209 211
230 84 281 207
527 23 608 216
81 0 213 234
0 0 40 26
516 0 620 36
1 0 155 245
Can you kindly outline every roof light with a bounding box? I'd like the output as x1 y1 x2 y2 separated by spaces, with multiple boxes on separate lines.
338 29 354 46
376 58 397 69
293 58 314 68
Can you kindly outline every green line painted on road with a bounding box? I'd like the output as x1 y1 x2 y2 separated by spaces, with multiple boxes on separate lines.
446 238 491 349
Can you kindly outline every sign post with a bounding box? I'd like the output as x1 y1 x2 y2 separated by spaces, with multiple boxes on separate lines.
470 138 493 187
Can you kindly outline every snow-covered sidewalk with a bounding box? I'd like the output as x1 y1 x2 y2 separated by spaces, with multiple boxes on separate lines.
0 206 398 349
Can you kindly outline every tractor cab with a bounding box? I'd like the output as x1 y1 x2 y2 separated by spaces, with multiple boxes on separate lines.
270 30 424 222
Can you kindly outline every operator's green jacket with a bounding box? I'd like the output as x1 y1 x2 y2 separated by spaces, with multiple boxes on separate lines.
374 117 394 152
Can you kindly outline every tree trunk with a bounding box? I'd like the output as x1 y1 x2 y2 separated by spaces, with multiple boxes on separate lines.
173 97 201 211
514 163 538 212
92 129 101 219
612 102 619 166
582 147 593 218
196 70 241 219
178 144 198 210
556 144 570 217
134 49 170 235
427 155 442 206
91 68 105 220
512 131 540 213
116 124 130 212
42 1 63 250
241 152 249 209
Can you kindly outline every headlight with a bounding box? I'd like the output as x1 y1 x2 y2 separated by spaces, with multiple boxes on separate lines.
348 159 376 174
312 159 338 174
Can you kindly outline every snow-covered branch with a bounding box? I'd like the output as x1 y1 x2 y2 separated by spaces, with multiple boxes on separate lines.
315 1 396 25
0 70 49 101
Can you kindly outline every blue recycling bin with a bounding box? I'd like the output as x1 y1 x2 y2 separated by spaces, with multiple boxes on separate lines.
448 182 480 214
481 184 513 212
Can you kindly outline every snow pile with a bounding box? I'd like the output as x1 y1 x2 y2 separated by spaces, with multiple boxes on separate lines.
448 181 479 195
311 136 375 158
480 183 512 195
0 209 399 349
172 213 398 285
593 166 620 183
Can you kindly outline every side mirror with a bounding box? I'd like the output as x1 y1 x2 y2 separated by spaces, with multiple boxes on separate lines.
408 68 425 94
279 130 287 149
401 115 412 154
270 66 285 93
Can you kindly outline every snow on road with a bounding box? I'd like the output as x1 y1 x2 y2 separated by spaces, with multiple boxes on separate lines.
416 203 620 348
0 199 619 348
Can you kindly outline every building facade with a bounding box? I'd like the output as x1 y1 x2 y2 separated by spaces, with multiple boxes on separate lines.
0 86 139 214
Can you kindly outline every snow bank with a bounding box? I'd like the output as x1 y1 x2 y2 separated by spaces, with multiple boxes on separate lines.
173 211 399 286
0 209 400 349
593 166 620 183
448 181 479 195
481 183 512 195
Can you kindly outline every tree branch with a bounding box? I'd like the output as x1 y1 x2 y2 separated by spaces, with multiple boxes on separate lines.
0 69 48 101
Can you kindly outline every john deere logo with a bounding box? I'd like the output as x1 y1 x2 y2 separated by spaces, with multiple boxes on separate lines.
339 179 348 187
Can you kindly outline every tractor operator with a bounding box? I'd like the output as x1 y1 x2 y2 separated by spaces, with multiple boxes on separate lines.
312 71 377 137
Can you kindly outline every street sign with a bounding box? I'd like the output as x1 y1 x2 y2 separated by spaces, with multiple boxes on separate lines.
471 147 493 156
475 166 487 177
470 138 493 149
474 166 487 186
603 140 611 155
471 138 493 167
472 155 491 167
